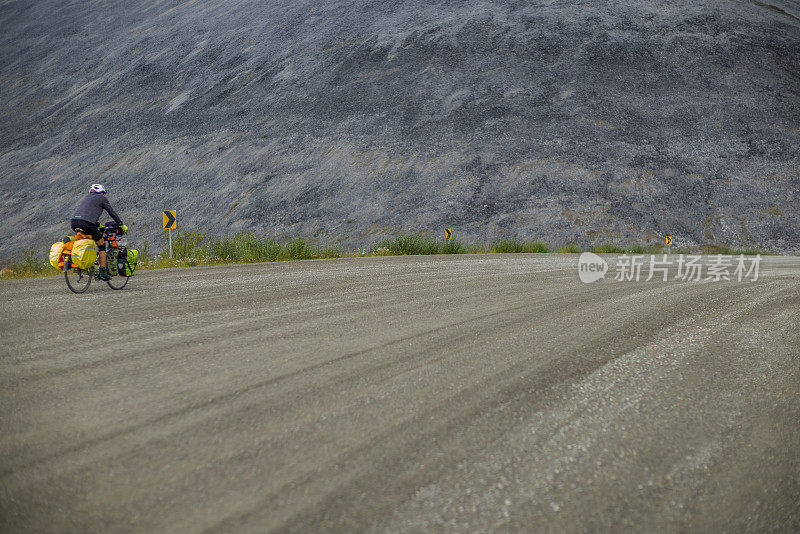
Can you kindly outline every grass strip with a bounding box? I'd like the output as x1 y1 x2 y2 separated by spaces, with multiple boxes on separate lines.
0 232 778 280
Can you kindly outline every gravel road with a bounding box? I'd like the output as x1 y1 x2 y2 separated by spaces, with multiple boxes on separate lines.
1 254 798 532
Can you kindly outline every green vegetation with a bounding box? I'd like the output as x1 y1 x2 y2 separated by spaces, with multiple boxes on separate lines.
700 245 773 256
557 243 583 253
0 249 57 279
590 242 627 254
373 232 465 255
492 238 551 253
0 230 781 280
142 231 343 268
585 242 666 254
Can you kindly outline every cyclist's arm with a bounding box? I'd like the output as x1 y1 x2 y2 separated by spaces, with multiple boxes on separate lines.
102 196 123 225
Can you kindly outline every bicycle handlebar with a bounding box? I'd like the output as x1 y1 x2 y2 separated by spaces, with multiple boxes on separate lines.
99 222 124 235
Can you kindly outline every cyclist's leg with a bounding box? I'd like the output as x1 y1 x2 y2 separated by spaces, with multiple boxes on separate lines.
98 239 107 267
96 237 111 280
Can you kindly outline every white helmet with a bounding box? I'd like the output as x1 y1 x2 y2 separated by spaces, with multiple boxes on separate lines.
90 183 107 194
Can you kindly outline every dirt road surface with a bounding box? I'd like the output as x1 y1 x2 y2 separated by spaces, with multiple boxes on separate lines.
1 254 798 532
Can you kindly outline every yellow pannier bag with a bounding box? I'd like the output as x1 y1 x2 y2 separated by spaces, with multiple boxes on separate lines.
71 239 98 269
49 242 64 270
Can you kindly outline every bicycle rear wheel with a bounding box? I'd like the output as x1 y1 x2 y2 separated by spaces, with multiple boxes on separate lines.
65 266 93 293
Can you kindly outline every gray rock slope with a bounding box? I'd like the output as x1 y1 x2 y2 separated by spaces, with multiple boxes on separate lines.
1 0 799 258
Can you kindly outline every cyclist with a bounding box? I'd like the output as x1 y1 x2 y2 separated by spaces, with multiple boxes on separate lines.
70 184 127 280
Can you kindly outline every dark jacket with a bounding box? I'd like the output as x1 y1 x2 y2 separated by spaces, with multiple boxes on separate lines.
72 193 122 225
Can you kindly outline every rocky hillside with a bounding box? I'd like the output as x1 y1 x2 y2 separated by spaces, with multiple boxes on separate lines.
1 0 799 258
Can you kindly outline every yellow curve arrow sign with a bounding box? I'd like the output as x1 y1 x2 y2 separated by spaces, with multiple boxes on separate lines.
163 210 177 230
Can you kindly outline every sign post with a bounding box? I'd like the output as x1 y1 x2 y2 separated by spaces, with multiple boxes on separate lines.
163 210 177 258
666 235 672 255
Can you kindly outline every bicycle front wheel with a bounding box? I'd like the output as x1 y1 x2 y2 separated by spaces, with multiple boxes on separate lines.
65 266 92 293
106 274 129 290
105 247 129 290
